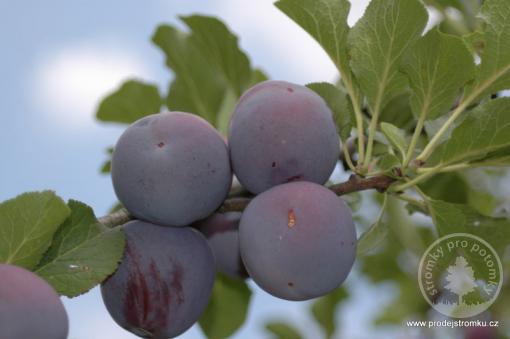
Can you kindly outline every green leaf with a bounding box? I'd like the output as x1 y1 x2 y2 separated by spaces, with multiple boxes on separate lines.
379 93 415 130
432 98 510 165
199 274 251 339
423 0 464 10
35 201 125 297
401 29 476 120
463 30 485 55
357 195 389 255
153 16 255 125
154 25 226 123
375 278 428 324
215 88 238 136
380 122 408 160
428 199 510 255
100 146 114 174
376 154 401 173
96 80 162 124
419 173 469 204
348 0 428 113
275 0 354 88
265 322 303 339
0 191 70 269
310 287 348 339
180 16 252 96
465 0 510 101
307 82 352 141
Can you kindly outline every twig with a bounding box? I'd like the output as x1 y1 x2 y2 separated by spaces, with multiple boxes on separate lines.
99 174 397 227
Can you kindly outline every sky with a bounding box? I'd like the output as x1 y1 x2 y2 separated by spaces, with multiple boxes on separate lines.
0 1 444 338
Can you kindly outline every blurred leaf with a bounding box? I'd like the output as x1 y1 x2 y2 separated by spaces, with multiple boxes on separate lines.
401 29 475 120
465 0 510 101
153 16 256 125
428 199 510 255
376 153 401 172
361 234 406 283
358 195 389 255
343 192 362 213
275 0 356 93
100 160 111 174
348 0 427 113
215 88 238 136
375 278 428 325
431 98 510 165
180 15 253 96
265 322 303 339
100 146 114 174
380 122 408 160
423 0 464 10
96 80 162 124
250 68 269 86
36 201 125 297
199 273 251 339
154 25 226 123
307 82 352 142
463 30 485 55
310 287 348 339
0 191 70 269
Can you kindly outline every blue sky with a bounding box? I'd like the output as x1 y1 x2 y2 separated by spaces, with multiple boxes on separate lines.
0 1 426 338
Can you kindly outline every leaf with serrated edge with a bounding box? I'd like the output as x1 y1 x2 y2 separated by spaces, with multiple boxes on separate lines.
348 0 427 114
153 16 255 125
307 82 352 142
357 195 389 255
432 98 510 166
401 29 475 121
0 191 70 269
96 80 162 124
153 25 226 123
181 16 252 96
380 122 408 160
465 0 510 101
199 273 251 339
35 200 125 297
275 0 355 89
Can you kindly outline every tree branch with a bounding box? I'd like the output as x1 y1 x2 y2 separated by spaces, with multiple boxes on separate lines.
99 175 396 227
98 208 132 228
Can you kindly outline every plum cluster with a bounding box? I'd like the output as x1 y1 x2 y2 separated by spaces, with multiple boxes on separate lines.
106 80 357 338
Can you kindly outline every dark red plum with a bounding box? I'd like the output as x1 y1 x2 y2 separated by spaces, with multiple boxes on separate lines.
101 221 215 338
0 264 69 339
111 111 232 226
228 80 340 194
194 212 247 279
239 182 356 301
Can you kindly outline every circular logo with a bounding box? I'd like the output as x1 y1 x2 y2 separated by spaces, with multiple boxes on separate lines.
418 233 503 318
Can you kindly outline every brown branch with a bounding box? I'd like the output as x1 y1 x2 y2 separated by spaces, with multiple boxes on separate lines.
98 175 396 227
330 174 396 195
98 208 132 228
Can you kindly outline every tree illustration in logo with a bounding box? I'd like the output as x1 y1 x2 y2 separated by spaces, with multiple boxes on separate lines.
444 256 477 306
